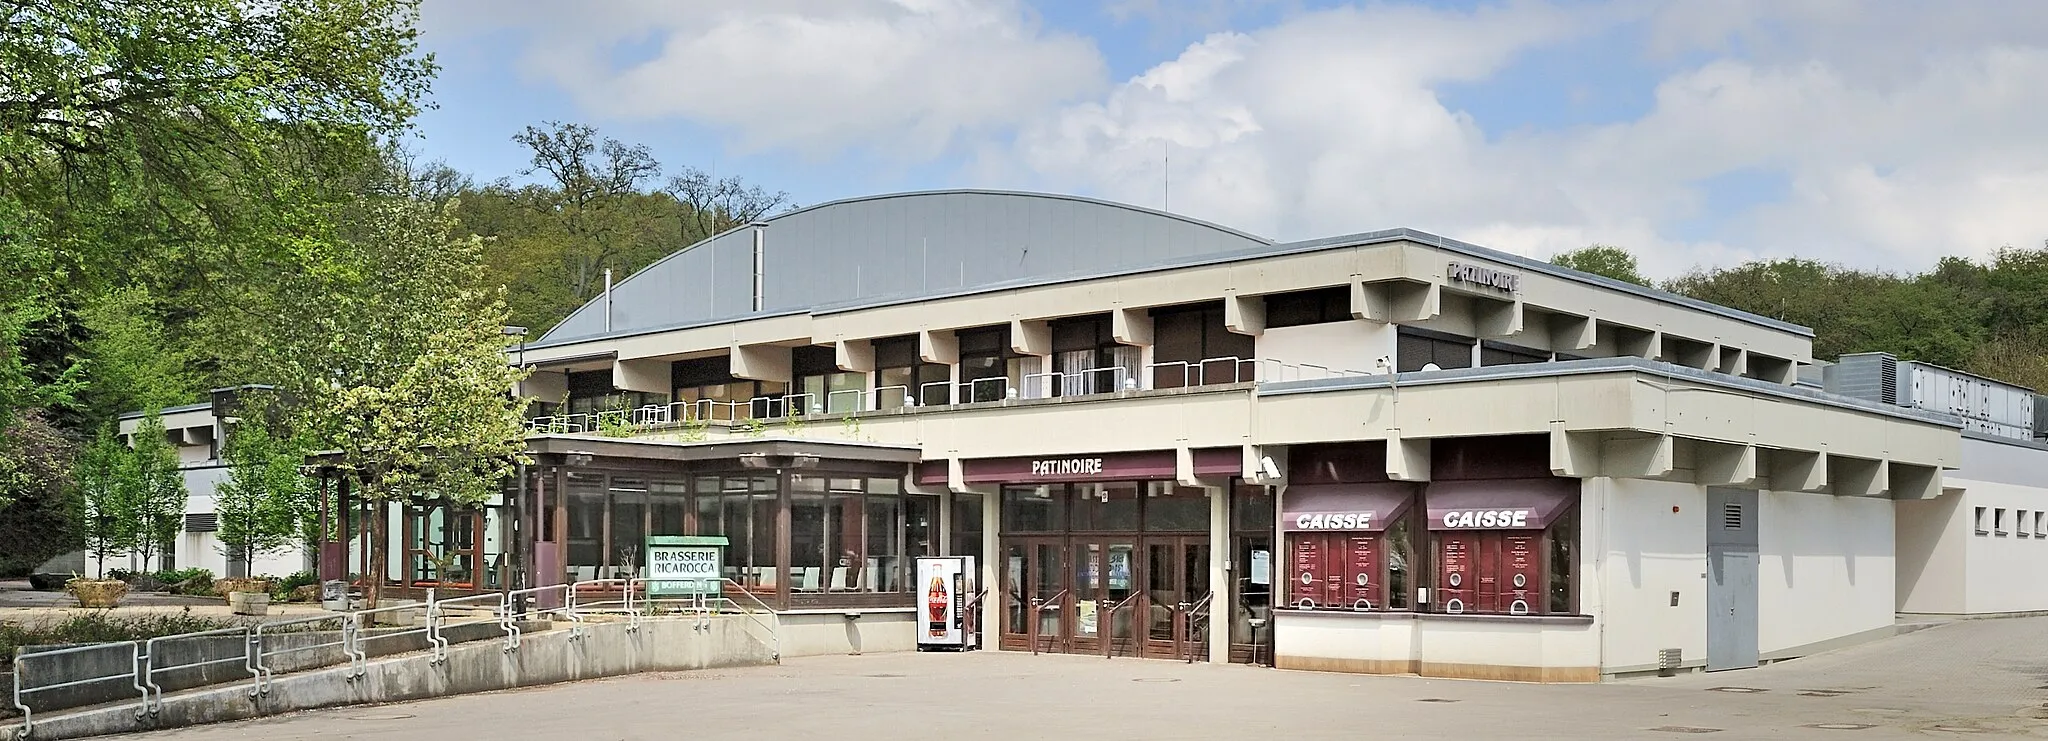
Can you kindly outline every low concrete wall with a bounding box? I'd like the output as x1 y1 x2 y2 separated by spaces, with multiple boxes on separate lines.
1 618 777 740
777 611 914 656
3 621 522 720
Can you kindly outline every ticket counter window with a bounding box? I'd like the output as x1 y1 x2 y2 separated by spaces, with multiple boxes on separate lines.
1279 483 1418 612
1425 479 1577 616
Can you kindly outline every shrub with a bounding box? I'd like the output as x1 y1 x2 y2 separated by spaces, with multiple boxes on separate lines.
154 567 216 596
0 611 239 672
270 570 318 599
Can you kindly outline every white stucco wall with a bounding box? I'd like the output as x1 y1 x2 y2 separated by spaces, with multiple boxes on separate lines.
1946 481 2048 614
1896 490 1966 614
1756 490 1894 655
1901 437 2048 615
1595 478 1707 673
1256 320 1395 379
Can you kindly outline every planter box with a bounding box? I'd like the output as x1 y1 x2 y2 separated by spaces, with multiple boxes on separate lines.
65 579 128 608
228 591 271 616
213 577 272 597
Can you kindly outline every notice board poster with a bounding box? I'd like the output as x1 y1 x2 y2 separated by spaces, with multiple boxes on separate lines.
1290 533 1384 610
1437 534 1474 613
1292 535 1325 608
1342 535 1380 609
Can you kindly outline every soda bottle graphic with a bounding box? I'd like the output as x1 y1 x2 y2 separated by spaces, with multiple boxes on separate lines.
926 574 950 638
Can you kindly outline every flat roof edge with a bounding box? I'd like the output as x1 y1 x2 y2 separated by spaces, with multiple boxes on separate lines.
1258 357 1961 428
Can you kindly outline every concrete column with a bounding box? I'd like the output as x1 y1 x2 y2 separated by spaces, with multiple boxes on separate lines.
1208 483 1230 664
936 490 952 557
981 487 1001 651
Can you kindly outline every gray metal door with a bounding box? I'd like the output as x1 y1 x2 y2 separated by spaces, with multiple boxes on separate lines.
1706 488 1759 671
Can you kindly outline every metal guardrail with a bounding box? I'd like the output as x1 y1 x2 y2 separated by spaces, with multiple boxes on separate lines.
523 353 1363 436
8 578 783 735
1026 589 1069 657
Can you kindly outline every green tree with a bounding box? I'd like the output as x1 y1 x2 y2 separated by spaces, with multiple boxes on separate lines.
1550 245 1651 286
77 286 195 422
75 427 138 577
214 421 311 577
127 413 189 572
0 0 436 436
254 192 529 605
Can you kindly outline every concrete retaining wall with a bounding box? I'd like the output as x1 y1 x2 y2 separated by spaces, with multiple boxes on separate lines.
4 621 523 721
2 617 777 740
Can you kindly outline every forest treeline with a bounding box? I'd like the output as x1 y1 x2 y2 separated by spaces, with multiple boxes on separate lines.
1551 245 2048 391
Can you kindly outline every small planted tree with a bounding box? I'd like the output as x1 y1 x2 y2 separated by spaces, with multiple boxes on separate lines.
215 421 311 577
128 413 189 572
76 428 138 578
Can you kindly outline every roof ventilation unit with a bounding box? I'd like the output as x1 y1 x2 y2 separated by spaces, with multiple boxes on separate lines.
1822 352 1898 406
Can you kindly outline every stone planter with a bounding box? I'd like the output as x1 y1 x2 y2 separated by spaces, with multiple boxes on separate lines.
213 577 272 597
228 590 272 616
65 578 129 608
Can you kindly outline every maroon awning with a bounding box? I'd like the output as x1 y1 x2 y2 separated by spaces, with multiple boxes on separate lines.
1279 483 1417 532
1424 479 1578 531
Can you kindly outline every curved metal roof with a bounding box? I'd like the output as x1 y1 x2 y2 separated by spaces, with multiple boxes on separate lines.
541 189 1272 342
537 188 1814 346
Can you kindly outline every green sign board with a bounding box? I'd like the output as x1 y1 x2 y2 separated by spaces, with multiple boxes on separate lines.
646 535 727 597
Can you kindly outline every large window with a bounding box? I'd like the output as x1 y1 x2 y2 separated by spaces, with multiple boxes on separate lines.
1264 287 1350 328
1396 328 1475 372
875 335 951 407
786 475 917 594
672 357 788 419
790 345 864 415
566 370 666 415
1001 485 1065 532
1480 341 1550 367
1425 479 1578 616
1150 302 1257 388
1282 486 1418 613
1051 315 1138 396
957 326 1031 403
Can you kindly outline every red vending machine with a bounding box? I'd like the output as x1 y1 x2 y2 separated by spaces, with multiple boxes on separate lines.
915 556 978 651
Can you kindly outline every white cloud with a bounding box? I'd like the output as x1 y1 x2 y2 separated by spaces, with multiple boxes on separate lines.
426 0 1107 159
429 0 2048 277
996 0 2048 278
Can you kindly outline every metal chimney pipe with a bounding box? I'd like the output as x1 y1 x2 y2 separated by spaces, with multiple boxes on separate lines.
603 267 614 332
751 222 768 311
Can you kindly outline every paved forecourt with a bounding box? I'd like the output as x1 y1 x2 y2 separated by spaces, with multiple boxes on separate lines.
114 616 2048 740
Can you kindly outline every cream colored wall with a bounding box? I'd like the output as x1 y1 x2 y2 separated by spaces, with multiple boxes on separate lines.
1271 612 1598 676
1596 478 1708 672
1895 489 1966 614
1756 491 1894 654
776 611 916 657
1256 320 1396 377
1944 480 2048 614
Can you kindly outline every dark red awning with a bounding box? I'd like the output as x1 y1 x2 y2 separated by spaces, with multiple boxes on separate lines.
1423 478 1578 531
1279 483 1418 532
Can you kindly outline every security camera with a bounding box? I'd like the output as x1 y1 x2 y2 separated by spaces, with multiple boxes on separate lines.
1259 455 1281 481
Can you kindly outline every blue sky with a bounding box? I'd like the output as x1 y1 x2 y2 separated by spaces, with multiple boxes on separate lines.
409 0 2048 277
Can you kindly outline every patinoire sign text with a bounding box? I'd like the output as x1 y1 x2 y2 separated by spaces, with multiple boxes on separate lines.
1447 261 1520 293
1030 457 1105 476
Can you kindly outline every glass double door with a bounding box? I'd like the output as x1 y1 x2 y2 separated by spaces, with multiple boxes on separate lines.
1002 536 1210 659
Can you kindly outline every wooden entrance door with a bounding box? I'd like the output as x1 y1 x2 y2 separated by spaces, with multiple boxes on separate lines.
999 538 1069 653
1141 537 1211 659
1071 539 1141 656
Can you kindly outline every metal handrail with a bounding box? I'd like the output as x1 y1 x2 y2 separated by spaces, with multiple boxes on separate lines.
8 576 795 734
1182 590 1215 663
1100 592 1143 659
1027 589 1069 656
247 612 353 696
11 640 148 731
523 352 1318 435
